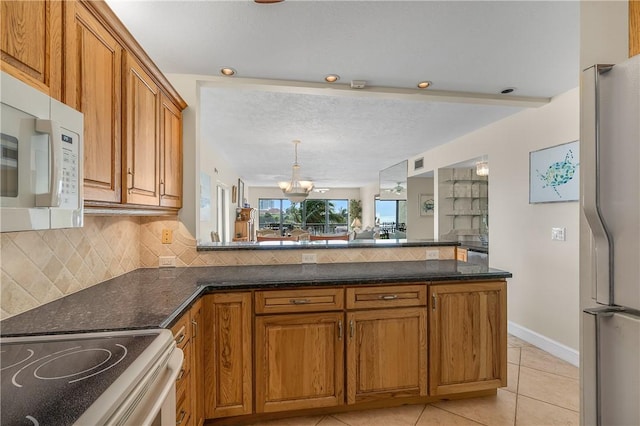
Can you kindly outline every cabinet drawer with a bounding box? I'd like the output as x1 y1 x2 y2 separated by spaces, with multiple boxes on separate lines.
255 288 344 314
175 390 192 426
346 284 427 309
176 342 191 392
171 313 191 348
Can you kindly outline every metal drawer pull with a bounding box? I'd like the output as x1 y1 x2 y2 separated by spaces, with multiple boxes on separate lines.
176 410 186 425
338 320 343 340
379 294 398 300
177 368 185 381
191 319 198 338
349 320 354 338
290 298 311 305
175 332 186 344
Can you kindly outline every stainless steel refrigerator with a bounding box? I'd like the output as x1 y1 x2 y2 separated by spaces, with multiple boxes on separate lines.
581 55 640 425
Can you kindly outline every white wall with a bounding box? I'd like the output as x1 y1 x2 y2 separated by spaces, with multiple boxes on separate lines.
359 182 378 229
166 74 246 243
410 88 580 351
407 176 434 239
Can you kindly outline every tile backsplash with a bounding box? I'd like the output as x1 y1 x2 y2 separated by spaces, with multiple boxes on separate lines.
1 215 454 319
1 216 140 319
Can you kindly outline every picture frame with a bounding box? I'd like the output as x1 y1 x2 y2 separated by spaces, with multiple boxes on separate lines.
238 179 245 207
529 140 580 203
419 193 435 216
231 185 237 204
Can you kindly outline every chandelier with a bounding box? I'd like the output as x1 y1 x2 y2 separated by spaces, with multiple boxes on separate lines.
278 140 314 203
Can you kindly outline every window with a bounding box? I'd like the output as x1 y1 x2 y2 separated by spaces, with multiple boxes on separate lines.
258 199 349 234
375 197 407 234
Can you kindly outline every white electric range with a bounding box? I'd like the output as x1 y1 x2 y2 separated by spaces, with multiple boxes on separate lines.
0 329 182 425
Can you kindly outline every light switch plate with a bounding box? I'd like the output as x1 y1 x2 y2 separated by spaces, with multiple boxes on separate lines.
302 253 317 264
551 227 566 241
426 249 439 260
159 256 176 267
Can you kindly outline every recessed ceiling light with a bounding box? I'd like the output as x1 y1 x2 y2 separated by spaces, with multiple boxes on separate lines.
220 67 236 76
417 81 432 89
501 87 515 94
324 74 340 83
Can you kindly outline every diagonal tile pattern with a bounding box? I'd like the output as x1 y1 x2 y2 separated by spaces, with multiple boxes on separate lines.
246 335 580 426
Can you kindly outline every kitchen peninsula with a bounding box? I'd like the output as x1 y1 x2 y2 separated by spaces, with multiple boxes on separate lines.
1 259 510 426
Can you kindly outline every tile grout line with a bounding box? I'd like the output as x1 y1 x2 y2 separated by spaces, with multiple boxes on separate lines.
413 403 428 426
513 348 521 426
517 363 579 381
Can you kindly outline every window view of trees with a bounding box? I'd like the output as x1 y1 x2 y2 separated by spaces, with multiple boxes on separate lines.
375 198 407 236
259 199 348 234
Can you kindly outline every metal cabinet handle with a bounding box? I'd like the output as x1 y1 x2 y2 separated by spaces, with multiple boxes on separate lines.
338 320 343 340
175 327 186 344
177 368 185 381
379 294 398 300
290 298 311 305
176 409 186 425
349 320 354 338
432 293 437 311
127 168 134 193
191 319 198 338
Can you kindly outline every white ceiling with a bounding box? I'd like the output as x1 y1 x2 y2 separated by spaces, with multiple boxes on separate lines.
106 0 580 188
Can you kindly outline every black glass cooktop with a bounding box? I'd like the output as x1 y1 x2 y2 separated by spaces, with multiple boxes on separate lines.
1 332 158 426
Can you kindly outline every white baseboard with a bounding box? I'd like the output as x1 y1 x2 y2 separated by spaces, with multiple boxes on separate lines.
508 321 579 367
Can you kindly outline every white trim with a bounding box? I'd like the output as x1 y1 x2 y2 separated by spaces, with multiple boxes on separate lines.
508 321 579 367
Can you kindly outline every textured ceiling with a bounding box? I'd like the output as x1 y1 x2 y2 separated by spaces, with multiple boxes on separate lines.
107 0 580 188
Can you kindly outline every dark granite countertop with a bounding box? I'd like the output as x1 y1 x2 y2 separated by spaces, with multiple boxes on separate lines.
459 242 489 253
197 239 458 251
0 261 511 337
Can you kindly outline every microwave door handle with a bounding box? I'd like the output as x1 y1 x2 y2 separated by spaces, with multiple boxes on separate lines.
34 119 62 207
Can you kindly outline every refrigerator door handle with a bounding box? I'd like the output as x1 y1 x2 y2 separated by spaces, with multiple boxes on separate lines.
582 307 622 426
581 64 614 305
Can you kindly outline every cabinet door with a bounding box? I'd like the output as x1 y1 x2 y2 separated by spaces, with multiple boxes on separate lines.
255 312 344 413
1 0 62 99
203 293 252 419
64 2 122 203
160 93 182 208
123 53 160 206
429 281 507 395
346 308 427 404
190 299 204 426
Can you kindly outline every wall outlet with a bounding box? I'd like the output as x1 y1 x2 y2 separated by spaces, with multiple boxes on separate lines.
551 227 566 241
161 229 173 244
302 253 317 264
159 256 176 268
426 249 440 260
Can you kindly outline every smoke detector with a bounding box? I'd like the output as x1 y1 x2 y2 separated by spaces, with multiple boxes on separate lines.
350 80 367 89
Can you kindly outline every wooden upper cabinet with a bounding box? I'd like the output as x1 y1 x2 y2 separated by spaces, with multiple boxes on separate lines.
123 53 160 206
160 93 182 208
1 0 62 100
428 280 507 396
64 2 122 203
631 0 640 57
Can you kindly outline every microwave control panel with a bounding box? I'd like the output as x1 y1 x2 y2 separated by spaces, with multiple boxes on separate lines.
60 131 80 209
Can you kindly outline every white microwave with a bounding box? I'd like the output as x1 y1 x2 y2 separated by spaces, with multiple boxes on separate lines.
0 72 84 232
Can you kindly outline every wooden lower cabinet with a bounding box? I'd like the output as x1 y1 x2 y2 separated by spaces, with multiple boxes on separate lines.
190 299 204 426
255 312 345 413
203 293 253 419
428 280 507 396
346 307 427 404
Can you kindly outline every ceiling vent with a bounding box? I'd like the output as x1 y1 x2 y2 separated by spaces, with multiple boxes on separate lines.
414 157 424 170
350 80 366 89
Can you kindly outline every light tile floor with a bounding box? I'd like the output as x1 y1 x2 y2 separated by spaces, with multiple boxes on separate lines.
248 335 579 426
